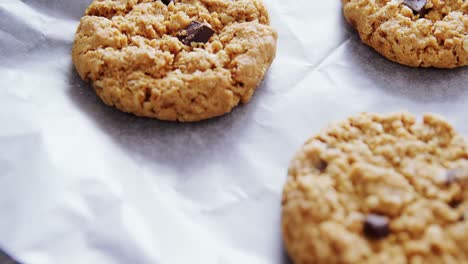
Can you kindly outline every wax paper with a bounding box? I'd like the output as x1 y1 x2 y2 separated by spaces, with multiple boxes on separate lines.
0 0 467 263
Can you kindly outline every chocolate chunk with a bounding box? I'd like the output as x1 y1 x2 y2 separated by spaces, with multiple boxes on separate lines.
419 7 430 17
177 21 215 45
363 214 390 240
161 0 173 5
449 199 462 208
403 0 427 14
316 159 328 172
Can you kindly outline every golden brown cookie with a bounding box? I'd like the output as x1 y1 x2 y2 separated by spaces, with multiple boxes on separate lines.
282 112 468 264
343 0 467 68
72 0 277 122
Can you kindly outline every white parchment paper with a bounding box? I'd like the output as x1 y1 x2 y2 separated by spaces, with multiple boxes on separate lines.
0 0 467 263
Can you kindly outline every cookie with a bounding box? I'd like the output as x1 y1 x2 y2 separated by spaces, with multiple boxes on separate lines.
282 112 468 263
343 0 468 68
72 0 277 122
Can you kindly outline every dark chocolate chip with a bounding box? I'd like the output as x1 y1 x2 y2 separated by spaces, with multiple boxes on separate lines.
403 0 427 14
316 159 328 172
419 7 430 17
363 214 390 240
144 88 152 102
449 198 462 208
177 21 215 45
161 0 173 5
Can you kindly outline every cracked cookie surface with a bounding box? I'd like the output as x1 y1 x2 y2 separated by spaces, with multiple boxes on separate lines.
72 0 277 122
343 0 467 68
282 112 468 264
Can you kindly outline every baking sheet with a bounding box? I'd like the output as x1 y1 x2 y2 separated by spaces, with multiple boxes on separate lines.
0 0 467 263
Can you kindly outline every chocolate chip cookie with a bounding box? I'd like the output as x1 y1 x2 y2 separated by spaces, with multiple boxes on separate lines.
72 0 277 122
282 112 468 263
343 0 467 68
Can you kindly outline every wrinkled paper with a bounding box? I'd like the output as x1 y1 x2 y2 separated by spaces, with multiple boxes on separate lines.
0 0 467 263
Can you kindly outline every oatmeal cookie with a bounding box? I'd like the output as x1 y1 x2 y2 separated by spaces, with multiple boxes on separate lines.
343 0 467 68
282 112 468 263
72 0 277 121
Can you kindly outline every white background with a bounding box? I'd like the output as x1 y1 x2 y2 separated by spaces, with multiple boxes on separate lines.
0 0 467 263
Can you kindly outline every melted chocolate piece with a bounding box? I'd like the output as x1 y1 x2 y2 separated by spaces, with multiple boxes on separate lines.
316 159 328 172
449 199 462 208
364 214 390 240
161 0 173 5
403 0 427 14
177 21 215 45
